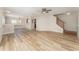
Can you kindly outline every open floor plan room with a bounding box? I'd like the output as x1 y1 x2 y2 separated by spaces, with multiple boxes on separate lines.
0 7 79 51
0 29 78 51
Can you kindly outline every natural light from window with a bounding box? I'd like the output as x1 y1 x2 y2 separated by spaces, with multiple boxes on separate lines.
11 19 22 25
11 20 17 24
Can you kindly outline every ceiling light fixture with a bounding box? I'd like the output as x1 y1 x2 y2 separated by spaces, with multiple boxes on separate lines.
42 11 46 14
5 10 11 13
66 12 71 15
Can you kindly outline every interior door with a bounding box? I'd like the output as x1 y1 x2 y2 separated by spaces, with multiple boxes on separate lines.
32 19 36 30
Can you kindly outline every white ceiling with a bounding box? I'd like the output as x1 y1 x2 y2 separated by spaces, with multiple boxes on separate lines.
3 7 79 16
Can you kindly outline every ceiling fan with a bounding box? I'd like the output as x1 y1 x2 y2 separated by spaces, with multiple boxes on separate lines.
41 8 52 14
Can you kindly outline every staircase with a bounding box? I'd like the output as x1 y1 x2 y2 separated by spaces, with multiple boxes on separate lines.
55 15 77 35
54 15 64 31
56 16 64 29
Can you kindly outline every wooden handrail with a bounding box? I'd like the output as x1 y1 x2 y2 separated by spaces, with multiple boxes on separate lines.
56 16 64 29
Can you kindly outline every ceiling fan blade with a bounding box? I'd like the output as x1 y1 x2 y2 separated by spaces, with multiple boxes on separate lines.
41 8 52 13
42 8 46 11
47 9 52 11
45 11 48 13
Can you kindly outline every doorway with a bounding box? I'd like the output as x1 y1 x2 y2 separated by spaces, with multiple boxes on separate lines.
32 18 36 30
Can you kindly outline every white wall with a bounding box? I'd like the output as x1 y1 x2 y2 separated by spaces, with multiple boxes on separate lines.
58 13 77 32
26 17 32 30
36 14 63 33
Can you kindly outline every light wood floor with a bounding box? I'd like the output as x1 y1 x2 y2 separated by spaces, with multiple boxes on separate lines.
0 29 79 51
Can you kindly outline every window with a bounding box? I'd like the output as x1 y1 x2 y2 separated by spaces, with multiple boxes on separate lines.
11 20 17 24
11 19 21 25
